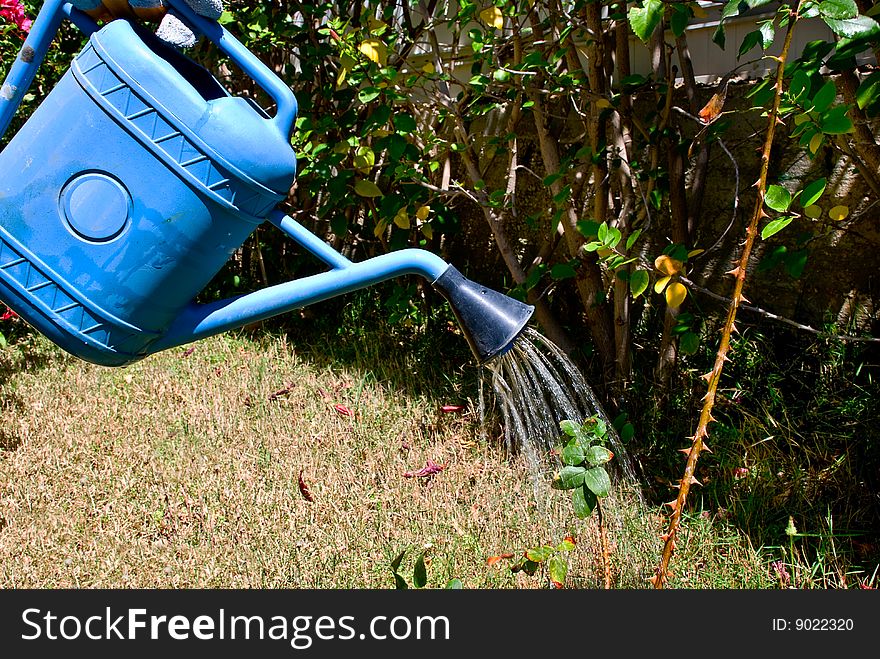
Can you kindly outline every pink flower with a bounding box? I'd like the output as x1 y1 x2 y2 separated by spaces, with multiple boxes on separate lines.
771 560 791 588
0 1 32 33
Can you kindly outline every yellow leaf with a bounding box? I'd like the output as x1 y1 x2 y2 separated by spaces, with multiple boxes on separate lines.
422 62 435 74
794 113 810 125
809 133 823 155
665 282 688 308
359 39 387 65
829 205 849 221
804 204 822 218
374 219 388 238
654 255 683 276
480 6 504 30
595 98 612 109
421 223 434 240
692 3 708 18
654 275 671 295
687 248 704 258
394 208 411 229
416 205 431 221
597 247 613 258
337 65 348 87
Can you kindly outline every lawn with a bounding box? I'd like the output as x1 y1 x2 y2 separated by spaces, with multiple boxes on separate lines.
0 328 784 589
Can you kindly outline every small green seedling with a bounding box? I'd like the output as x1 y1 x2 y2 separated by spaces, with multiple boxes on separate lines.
551 418 614 518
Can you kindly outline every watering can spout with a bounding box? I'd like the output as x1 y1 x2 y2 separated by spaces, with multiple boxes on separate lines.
432 265 534 364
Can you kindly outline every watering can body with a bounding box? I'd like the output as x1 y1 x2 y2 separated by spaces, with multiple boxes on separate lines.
0 14 296 365
0 1 533 366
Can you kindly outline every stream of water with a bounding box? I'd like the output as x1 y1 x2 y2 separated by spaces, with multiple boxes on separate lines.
479 327 637 485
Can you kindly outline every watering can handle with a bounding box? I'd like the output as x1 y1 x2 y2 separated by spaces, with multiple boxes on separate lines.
0 0 297 141
161 0 298 138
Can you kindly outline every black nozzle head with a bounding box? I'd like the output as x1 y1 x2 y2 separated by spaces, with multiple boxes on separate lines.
432 265 534 364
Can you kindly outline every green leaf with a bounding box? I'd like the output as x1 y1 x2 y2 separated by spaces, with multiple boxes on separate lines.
604 226 622 249
393 114 418 134
629 269 650 299
621 423 635 443
670 4 690 37
353 146 375 172
553 465 587 490
721 0 775 21
358 87 382 104
551 263 578 280
548 556 568 587
626 228 643 251
557 538 576 552
583 466 612 497
759 21 775 49
823 15 880 39
572 486 597 519
560 419 581 438
393 572 408 589
354 179 383 197
785 249 809 278
810 80 838 113
520 559 540 576
680 331 701 355
586 446 614 466
798 178 827 207
713 22 726 49
390 550 406 572
856 71 880 116
820 105 854 134
413 552 428 588
739 30 762 58
526 545 555 563
577 220 601 239
628 0 664 43
761 216 795 240
819 0 859 20
562 438 586 466
445 578 463 589
764 185 792 212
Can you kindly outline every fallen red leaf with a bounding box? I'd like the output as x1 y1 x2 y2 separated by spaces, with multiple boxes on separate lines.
487 553 515 566
550 580 564 589
334 404 354 417
404 459 445 479
181 346 196 358
440 405 465 413
269 383 293 401
564 535 577 546
298 470 314 502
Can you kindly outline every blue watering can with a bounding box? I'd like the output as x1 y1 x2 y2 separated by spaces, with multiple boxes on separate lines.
0 0 533 366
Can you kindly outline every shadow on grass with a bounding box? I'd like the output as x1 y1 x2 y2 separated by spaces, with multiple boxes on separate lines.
0 326 63 454
237 284 483 404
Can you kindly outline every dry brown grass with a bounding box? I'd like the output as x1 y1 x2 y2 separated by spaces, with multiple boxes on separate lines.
0 332 658 589
0 330 778 589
